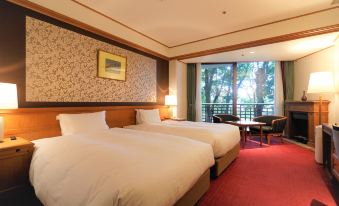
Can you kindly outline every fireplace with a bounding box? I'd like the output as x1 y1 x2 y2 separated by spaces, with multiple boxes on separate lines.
285 101 329 147
290 112 308 144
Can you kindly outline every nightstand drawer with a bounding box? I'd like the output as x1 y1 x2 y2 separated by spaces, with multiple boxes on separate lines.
0 147 30 158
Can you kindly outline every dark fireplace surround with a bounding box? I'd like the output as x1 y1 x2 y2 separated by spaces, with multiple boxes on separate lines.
285 101 330 147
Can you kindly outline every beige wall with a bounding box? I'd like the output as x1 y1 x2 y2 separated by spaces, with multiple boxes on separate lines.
169 60 187 118
334 38 339 122
294 44 338 123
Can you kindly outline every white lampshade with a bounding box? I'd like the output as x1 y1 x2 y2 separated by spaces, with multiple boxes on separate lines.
307 72 335 94
0 83 18 109
165 95 177 106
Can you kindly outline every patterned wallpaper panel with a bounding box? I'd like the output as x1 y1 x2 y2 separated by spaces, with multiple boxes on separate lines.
26 17 157 102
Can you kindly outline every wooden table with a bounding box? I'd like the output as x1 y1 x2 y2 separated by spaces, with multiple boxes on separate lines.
226 120 266 146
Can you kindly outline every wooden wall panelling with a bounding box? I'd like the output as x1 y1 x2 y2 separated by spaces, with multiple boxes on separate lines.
0 105 170 141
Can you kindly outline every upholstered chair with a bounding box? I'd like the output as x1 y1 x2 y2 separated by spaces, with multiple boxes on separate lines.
212 114 240 123
250 116 287 144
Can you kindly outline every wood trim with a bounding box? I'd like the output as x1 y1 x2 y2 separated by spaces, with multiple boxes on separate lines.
169 6 339 48
70 0 169 48
8 0 169 60
0 105 170 141
171 24 339 60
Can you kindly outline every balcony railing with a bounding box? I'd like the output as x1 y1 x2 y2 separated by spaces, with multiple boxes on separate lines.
202 103 275 122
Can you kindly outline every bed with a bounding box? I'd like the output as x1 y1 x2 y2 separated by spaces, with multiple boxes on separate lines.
124 110 241 177
30 128 214 206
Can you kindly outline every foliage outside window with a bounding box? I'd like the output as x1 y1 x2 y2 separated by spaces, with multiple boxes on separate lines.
201 61 275 122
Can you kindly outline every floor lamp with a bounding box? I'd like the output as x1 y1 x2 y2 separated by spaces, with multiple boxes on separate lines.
0 83 18 142
307 72 335 125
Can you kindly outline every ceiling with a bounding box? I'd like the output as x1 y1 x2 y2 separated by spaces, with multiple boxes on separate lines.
75 0 335 47
182 32 339 63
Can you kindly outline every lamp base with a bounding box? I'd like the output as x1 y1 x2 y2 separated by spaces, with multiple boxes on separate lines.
0 116 4 142
169 106 177 119
319 96 322 125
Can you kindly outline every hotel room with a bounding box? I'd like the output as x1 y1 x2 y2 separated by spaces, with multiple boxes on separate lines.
0 0 338 205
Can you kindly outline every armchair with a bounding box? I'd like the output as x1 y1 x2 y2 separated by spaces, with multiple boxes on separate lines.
250 115 287 144
213 114 240 123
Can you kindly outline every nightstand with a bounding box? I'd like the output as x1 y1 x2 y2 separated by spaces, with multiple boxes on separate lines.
0 137 34 197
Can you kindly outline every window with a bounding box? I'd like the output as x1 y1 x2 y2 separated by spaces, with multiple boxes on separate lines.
201 61 275 122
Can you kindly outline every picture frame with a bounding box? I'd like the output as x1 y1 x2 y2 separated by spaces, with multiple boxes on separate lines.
97 50 127 81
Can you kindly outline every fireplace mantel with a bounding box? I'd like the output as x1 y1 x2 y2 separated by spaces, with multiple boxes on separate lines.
285 100 330 147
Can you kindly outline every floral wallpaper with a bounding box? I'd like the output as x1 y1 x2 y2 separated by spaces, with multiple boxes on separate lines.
26 17 157 102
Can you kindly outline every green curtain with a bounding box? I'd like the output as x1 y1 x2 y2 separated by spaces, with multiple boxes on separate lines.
187 63 197 121
281 61 294 101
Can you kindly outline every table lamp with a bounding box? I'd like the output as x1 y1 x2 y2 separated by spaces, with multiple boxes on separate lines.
165 95 177 118
0 83 18 142
307 72 335 125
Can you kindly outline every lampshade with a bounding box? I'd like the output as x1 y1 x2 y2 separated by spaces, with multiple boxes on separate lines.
307 72 335 94
0 83 18 109
165 95 177 106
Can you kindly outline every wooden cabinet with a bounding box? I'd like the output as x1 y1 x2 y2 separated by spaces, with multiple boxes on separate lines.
285 101 329 147
0 137 34 196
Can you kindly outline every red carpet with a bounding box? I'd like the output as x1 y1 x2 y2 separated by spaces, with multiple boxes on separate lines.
198 137 338 206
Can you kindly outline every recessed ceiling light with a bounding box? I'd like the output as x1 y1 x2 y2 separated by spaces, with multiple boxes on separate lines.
249 51 255 54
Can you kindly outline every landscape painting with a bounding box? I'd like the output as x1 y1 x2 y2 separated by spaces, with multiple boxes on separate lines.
98 50 126 81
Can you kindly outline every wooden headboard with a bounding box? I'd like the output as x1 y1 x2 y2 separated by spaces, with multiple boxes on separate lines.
0 105 169 141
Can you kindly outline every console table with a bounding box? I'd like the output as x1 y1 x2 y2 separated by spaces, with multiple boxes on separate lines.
322 123 339 182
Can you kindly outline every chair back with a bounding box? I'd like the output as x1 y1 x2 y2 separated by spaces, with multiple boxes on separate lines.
253 115 287 133
213 114 240 123
253 115 284 126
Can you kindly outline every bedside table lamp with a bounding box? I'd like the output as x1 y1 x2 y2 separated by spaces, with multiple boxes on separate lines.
307 72 335 125
0 83 18 142
165 95 177 118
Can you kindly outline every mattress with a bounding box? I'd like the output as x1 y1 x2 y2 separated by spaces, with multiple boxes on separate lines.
30 128 214 206
124 120 240 158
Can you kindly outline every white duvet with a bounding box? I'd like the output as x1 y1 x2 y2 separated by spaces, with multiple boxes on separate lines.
125 120 240 158
30 128 214 206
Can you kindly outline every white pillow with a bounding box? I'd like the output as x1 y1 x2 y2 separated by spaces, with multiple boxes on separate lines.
56 111 109 136
135 109 161 124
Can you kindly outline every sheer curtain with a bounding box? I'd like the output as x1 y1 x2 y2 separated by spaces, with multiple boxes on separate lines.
196 63 202 122
274 61 284 116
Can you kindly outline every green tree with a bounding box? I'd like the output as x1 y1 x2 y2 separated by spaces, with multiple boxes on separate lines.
201 62 275 121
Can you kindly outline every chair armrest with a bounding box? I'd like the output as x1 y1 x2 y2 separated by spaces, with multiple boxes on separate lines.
272 117 287 133
213 116 222 123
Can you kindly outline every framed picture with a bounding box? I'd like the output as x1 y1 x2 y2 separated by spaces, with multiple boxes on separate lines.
97 50 127 81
